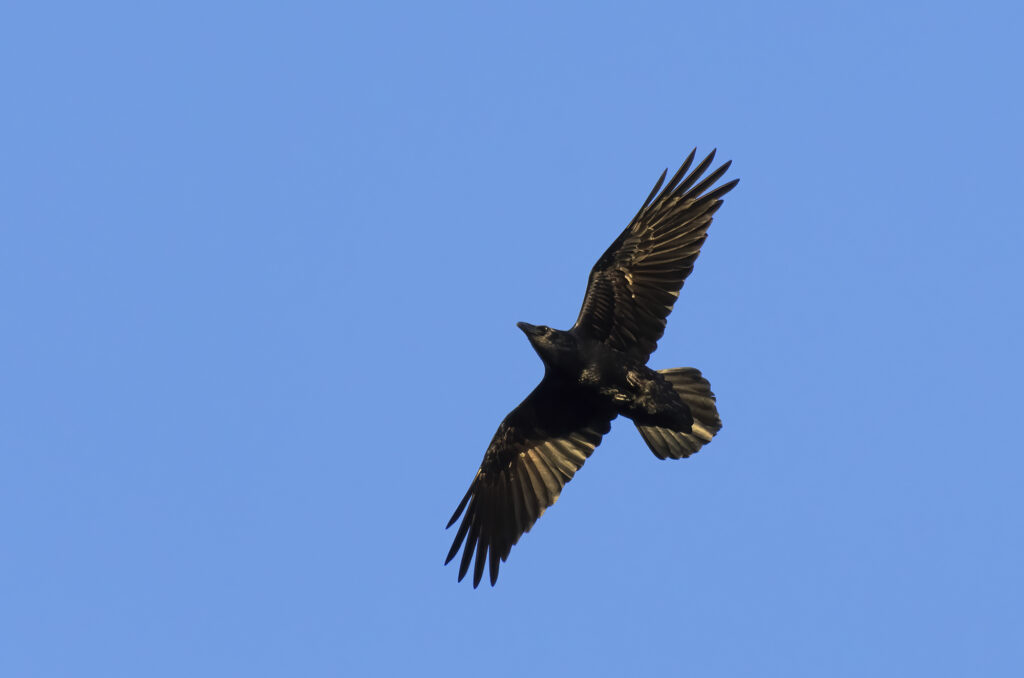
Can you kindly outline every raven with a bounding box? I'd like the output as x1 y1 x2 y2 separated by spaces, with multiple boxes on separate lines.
445 149 738 587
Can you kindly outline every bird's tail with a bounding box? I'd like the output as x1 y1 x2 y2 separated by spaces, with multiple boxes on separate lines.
635 368 722 460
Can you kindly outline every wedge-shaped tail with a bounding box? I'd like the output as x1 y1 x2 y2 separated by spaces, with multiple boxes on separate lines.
636 367 722 459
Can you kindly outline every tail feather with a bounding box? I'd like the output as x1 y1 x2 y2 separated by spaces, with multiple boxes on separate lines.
636 367 722 460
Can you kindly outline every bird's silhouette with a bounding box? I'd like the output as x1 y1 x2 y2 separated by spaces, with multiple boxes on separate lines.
446 149 738 587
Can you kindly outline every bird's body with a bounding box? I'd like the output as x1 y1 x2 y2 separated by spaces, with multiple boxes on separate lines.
520 323 693 431
446 150 738 587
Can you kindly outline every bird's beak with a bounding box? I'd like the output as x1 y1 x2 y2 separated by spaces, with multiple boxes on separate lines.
517 322 541 337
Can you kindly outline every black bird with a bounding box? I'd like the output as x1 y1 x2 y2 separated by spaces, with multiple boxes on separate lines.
445 149 738 587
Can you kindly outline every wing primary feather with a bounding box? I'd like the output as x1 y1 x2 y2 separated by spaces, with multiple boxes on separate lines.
446 482 474 528
489 541 501 586
685 160 732 201
445 496 475 564
625 169 668 227
672 149 717 198
458 519 480 582
661 148 697 195
473 527 488 588
691 178 740 208
641 169 668 209
509 469 525 536
495 476 515 561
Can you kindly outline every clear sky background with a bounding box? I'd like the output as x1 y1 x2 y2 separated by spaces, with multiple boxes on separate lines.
2 2 1022 676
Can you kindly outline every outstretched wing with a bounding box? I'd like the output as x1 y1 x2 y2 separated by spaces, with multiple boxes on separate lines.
445 379 614 587
572 149 739 362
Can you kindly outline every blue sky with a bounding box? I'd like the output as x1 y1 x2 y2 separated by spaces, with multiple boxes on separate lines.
2 2 1022 676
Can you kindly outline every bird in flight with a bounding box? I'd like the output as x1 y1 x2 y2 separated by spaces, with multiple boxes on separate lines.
445 149 738 587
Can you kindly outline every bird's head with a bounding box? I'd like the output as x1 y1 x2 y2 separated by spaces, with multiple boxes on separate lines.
517 322 577 367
